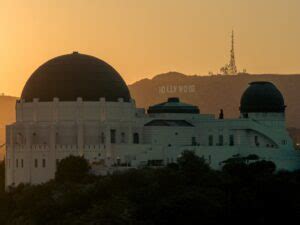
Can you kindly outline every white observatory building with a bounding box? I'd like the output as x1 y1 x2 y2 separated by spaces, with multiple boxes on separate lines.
5 52 300 187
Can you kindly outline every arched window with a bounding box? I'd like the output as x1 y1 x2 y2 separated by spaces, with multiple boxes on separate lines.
110 129 116 144
133 133 139 144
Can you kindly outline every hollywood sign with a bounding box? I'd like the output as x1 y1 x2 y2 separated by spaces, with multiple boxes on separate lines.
158 85 196 94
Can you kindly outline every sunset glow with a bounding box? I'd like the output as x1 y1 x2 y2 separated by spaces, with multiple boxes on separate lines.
1 0 300 96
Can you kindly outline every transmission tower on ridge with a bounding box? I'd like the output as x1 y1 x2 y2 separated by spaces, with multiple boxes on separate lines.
220 30 238 75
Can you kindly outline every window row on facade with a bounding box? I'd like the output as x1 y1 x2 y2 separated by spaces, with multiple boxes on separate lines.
14 131 141 145
208 134 235 146
8 158 47 169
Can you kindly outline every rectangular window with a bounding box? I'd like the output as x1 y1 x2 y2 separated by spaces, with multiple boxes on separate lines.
191 137 196 146
218 135 224 146
208 135 213 146
16 159 18 168
110 129 116 144
133 133 139 144
255 136 259 147
42 159 46 168
229 135 234 146
21 159 24 168
34 159 38 168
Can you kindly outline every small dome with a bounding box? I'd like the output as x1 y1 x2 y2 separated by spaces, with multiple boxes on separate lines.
21 52 131 102
240 81 285 113
148 97 200 114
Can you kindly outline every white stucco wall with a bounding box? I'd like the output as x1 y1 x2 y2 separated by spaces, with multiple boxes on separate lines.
5 98 300 188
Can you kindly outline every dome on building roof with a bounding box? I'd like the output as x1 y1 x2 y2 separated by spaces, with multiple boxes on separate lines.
240 81 285 113
21 52 131 102
148 97 200 114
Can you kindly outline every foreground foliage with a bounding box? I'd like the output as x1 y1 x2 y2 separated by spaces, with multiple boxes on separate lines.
0 152 300 225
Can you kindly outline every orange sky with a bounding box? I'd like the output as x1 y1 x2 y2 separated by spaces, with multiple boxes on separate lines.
1 0 300 96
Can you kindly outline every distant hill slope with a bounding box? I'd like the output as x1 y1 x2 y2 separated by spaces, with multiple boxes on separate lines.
0 96 18 159
129 73 300 128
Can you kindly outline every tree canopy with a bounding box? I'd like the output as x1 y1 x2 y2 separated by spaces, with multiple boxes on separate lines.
55 155 91 183
0 152 300 225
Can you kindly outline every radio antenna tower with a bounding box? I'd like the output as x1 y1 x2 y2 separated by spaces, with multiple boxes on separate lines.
229 30 237 74
220 30 238 75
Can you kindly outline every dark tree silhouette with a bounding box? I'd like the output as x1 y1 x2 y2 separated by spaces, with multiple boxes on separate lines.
55 155 90 183
0 152 299 225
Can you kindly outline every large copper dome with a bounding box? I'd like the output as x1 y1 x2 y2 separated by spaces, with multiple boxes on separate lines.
21 52 131 102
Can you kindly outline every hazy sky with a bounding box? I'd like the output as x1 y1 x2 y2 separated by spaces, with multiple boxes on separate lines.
1 0 300 96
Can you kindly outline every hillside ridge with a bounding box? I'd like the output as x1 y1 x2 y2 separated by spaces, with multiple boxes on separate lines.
129 73 300 128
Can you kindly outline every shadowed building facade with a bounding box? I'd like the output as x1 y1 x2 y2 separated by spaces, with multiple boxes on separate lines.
5 52 300 187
